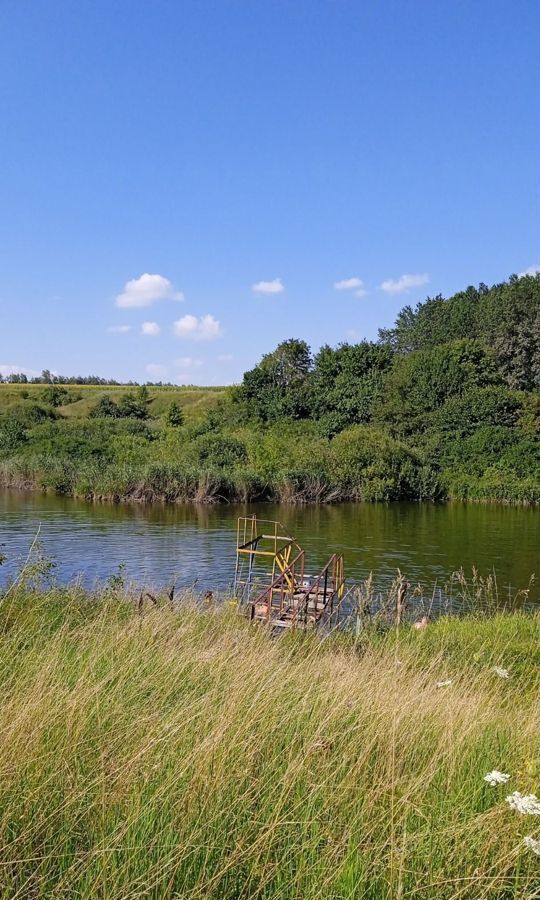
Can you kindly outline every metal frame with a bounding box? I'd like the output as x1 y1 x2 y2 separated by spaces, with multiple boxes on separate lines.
234 516 345 630
234 516 302 603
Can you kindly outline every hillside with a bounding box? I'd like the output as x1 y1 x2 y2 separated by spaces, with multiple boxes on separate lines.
0 274 538 504
0 383 227 423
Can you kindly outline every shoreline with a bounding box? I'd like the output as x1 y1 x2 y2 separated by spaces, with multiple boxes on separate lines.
0 473 538 507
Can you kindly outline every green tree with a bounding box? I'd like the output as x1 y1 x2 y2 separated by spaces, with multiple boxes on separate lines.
167 401 184 427
376 340 500 435
40 385 70 407
234 339 313 422
310 342 393 435
117 392 149 420
378 274 540 390
89 395 120 418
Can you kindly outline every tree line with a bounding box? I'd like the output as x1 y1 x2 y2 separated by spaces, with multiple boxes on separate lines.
0 273 538 504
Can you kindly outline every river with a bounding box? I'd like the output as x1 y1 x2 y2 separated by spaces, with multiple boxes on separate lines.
0 489 538 609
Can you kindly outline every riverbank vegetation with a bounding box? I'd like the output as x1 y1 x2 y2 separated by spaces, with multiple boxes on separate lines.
0 274 538 504
0 584 539 897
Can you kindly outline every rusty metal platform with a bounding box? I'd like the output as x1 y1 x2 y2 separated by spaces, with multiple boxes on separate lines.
234 516 345 630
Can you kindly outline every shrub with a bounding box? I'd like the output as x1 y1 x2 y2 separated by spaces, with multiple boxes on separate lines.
39 385 70 407
430 386 524 435
167 401 185 427
331 426 441 500
15 403 57 425
193 434 248 469
90 393 149 421
89 395 121 419
439 426 538 477
117 392 149 420
0 416 28 454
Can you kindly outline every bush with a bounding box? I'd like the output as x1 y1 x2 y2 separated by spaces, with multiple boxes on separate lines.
90 393 149 420
241 421 331 480
117 393 149 419
167 401 185 427
439 426 539 478
430 386 524 435
89 395 121 419
15 403 57 425
0 404 57 455
22 422 116 462
0 416 28 454
39 385 70 407
330 426 442 500
192 434 248 469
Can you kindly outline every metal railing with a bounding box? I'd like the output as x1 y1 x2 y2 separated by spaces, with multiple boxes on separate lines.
293 553 344 626
250 549 305 623
251 551 345 629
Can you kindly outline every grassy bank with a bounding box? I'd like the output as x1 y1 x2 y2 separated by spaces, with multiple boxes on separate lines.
1 383 539 505
0 586 540 897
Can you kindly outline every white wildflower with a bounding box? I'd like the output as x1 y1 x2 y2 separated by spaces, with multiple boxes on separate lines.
506 792 540 815
523 835 540 856
484 770 510 786
436 679 452 688
493 666 510 679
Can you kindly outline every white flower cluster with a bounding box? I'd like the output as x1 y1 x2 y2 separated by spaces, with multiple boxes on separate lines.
506 792 540 815
523 835 540 856
493 666 510 679
436 679 452 688
484 770 510 786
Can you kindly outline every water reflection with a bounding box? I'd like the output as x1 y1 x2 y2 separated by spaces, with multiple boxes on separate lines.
0 489 538 602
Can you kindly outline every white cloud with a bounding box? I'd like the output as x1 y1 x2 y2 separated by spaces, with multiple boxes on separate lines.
141 321 160 336
174 357 203 368
145 363 167 378
217 353 233 362
252 278 284 295
0 363 41 378
172 313 222 341
334 277 367 298
334 277 363 291
115 273 184 308
518 265 540 278
379 273 429 295
107 324 132 333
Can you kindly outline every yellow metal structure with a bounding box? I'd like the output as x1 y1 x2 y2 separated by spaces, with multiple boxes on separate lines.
234 516 345 630
234 516 302 601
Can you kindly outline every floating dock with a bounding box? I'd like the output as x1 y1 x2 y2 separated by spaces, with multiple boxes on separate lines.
234 516 345 630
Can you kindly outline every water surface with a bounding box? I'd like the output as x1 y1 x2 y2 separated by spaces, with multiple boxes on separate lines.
0 490 538 605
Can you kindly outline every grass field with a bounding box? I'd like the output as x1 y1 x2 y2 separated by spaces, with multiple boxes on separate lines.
0 383 227 424
0 584 539 898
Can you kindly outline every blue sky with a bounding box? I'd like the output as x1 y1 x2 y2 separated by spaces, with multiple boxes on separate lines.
1 0 539 385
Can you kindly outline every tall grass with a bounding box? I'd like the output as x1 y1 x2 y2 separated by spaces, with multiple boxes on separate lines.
0 587 539 897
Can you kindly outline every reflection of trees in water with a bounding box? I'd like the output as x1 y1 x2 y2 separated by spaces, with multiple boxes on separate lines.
0 490 537 603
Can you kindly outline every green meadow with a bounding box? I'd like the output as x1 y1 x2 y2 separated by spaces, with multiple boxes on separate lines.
0 382 225 422
0 583 539 898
